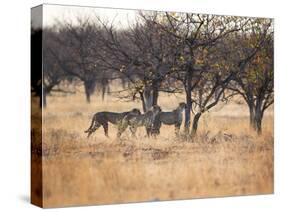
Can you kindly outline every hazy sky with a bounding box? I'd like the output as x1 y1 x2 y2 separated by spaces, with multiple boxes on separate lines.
41 4 139 29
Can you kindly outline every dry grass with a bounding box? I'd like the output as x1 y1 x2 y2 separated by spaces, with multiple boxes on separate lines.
37 92 273 208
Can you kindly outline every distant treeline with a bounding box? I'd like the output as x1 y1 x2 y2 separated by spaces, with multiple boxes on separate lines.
31 12 273 135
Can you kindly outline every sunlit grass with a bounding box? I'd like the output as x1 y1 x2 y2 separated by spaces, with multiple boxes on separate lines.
38 91 273 207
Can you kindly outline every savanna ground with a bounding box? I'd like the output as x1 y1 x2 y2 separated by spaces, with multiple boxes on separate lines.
32 90 273 208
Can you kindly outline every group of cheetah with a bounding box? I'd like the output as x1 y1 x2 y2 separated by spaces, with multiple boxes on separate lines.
85 102 186 138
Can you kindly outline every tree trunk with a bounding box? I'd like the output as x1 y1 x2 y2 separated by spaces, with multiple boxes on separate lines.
152 86 159 106
84 81 95 103
184 79 192 135
254 108 263 135
139 92 147 113
248 103 256 130
143 86 153 112
191 113 202 137
101 85 106 101
247 100 263 134
85 90 91 103
185 94 192 134
255 116 262 134
141 83 160 112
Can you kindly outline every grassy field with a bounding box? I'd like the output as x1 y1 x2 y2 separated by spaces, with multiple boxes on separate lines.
35 92 273 207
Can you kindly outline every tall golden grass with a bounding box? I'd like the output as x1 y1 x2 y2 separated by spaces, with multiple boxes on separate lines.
38 92 273 208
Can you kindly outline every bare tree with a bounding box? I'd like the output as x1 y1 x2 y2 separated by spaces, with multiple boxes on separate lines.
150 13 249 135
49 17 108 103
39 12 273 137
228 19 273 134
40 28 70 107
32 27 67 108
97 12 178 112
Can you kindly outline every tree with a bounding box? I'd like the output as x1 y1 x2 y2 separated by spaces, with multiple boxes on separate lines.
49 17 108 103
41 28 69 107
97 12 178 112
189 50 235 136
151 13 249 135
228 19 273 134
32 27 67 108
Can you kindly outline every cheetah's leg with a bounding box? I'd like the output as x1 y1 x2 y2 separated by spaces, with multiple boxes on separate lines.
85 116 95 133
102 122 109 137
175 123 181 136
87 122 101 138
117 122 128 138
146 127 151 137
